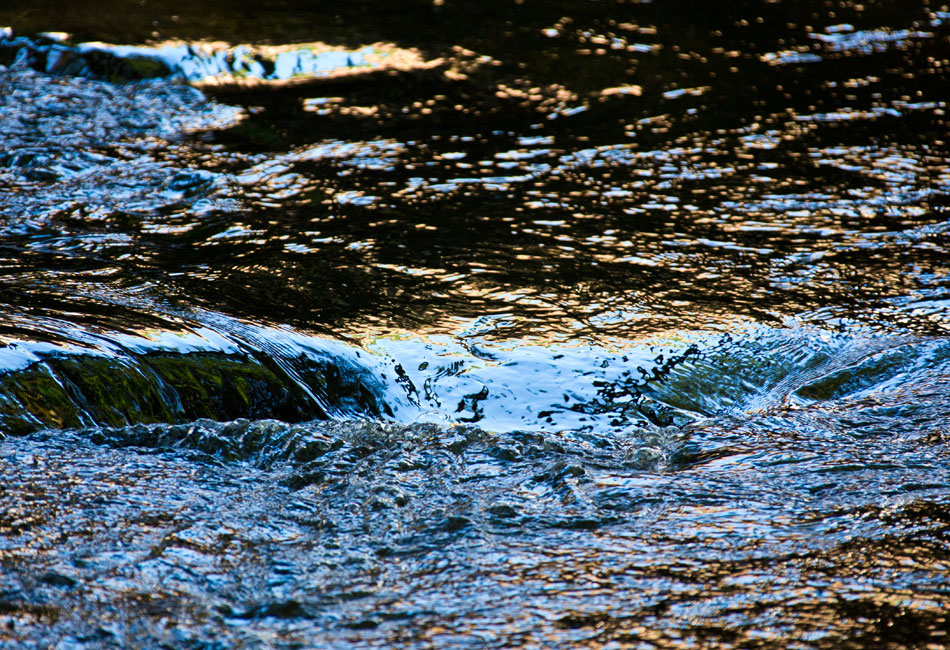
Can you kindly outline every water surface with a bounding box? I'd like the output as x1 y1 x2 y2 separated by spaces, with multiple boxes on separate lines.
1 0 949 647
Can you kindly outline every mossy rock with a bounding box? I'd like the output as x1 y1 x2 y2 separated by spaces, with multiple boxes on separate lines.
0 364 86 435
0 351 313 434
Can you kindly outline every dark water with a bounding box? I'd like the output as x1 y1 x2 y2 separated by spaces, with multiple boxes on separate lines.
1 0 949 647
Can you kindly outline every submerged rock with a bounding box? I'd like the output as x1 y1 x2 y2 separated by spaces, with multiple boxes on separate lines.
0 334 393 435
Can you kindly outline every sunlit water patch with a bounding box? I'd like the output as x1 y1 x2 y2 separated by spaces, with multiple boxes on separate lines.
0 66 244 230
370 319 947 435
0 30 435 86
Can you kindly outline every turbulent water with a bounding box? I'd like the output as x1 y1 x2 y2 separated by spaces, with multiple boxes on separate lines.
1 0 949 647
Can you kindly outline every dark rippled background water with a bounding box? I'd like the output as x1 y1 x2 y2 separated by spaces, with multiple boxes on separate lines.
1 0 950 647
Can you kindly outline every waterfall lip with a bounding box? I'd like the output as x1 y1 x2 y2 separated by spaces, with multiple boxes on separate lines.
0 310 399 433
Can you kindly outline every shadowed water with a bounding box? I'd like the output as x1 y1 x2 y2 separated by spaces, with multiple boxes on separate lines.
1 0 949 647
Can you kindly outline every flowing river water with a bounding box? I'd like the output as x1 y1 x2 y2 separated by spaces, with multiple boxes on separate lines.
1 0 949 647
